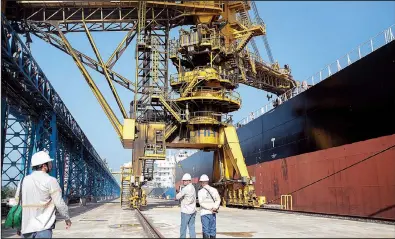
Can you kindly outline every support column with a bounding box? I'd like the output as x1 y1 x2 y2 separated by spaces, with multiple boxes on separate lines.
56 140 66 197
1 107 35 188
49 112 58 177
85 158 94 202
65 144 75 202
34 112 57 177
1 99 8 168
63 145 71 202
79 146 86 199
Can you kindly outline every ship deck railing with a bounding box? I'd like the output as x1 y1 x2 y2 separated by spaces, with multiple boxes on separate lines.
235 24 394 128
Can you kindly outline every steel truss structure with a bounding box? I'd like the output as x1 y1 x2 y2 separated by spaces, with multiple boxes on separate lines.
2 1 297 209
1 15 120 202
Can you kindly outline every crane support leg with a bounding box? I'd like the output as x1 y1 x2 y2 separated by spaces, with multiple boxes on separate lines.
223 126 248 179
217 125 266 208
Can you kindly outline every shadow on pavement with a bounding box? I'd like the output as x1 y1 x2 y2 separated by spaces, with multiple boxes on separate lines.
1 199 118 238
58 198 119 220
1 227 18 238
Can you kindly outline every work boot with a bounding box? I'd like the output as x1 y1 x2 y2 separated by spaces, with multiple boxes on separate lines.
203 233 210 238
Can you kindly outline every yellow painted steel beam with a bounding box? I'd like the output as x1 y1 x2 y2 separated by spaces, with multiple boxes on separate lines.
175 96 241 107
151 95 182 122
164 124 178 140
180 75 200 97
106 23 138 69
55 24 123 138
222 125 250 179
112 172 133 175
137 1 146 44
27 22 136 92
82 21 128 119
139 155 166 160
132 0 146 118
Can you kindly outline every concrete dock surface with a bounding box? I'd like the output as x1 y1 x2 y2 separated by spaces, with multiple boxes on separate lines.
142 199 395 238
1 200 146 238
2 198 394 238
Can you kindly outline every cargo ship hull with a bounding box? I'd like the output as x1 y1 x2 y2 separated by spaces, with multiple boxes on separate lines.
144 187 176 199
176 40 395 220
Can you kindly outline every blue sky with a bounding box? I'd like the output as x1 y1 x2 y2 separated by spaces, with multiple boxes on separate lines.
27 1 394 176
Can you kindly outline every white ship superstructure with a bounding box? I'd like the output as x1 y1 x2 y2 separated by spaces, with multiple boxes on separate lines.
151 150 196 188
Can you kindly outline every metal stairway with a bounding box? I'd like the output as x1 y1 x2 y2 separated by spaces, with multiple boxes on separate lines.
180 74 202 97
121 178 131 208
238 59 247 82
165 124 178 140
236 32 254 53
151 94 183 122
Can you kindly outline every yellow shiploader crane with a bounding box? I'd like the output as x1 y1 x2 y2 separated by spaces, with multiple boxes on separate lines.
6 0 297 209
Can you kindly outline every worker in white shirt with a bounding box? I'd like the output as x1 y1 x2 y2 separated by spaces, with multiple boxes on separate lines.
197 174 221 239
15 151 72 238
176 173 197 238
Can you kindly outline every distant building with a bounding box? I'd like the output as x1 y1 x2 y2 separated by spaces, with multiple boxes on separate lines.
151 150 196 188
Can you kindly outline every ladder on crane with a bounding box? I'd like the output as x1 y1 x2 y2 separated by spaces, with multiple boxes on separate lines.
120 166 133 208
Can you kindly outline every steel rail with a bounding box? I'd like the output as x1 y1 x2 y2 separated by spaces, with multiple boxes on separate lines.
136 209 165 238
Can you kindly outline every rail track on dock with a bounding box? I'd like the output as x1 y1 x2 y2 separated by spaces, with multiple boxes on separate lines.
135 209 165 238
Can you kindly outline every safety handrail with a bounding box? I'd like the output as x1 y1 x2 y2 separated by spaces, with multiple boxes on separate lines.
189 111 220 121
235 14 258 28
170 74 179 84
306 24 395 86
169 39 179 56
240 48 282 71
188 111 232 124
189 111 222 118
235 24 395 127
190 86 241 103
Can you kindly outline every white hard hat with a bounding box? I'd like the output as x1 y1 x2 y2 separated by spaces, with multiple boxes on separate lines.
31 151 54 167
199 174 209 182
182 173 192 181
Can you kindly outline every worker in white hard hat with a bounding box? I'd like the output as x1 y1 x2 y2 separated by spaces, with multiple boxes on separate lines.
14 150 72 238
176 173 197 238
198 174 220 239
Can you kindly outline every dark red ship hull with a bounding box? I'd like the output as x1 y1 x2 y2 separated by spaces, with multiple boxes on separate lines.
248 134 395 220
